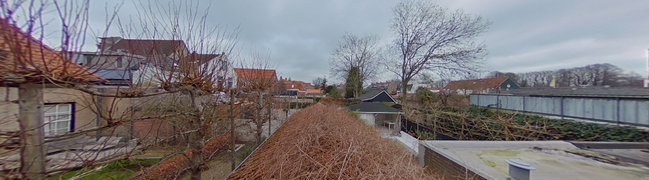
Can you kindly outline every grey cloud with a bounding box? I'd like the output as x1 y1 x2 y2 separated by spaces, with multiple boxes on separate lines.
74 0 649 82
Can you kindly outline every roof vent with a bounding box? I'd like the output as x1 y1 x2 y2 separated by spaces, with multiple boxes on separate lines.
505 159 535 180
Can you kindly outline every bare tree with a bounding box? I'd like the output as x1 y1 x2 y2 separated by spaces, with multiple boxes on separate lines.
115 1 238 179
329 33 381 87
388 0 488 104
0 1 117 179
312 77 326 89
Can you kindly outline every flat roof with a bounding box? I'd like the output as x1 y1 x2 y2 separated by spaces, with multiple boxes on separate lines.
421 141 649 180
480 87 649 98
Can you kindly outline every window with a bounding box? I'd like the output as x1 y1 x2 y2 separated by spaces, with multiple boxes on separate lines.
44 103 74 136
116 58 123 68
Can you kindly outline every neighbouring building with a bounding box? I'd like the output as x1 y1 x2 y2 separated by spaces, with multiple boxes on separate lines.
94 37 237 89
279 77 323 97
305 88 324 97
444 77 519 95
234 68 278 92
368 80 400 95
349 90 402 135
357 89 398 103
0 18 109 137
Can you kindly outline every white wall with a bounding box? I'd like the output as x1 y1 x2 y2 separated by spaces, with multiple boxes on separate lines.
358 113 376 126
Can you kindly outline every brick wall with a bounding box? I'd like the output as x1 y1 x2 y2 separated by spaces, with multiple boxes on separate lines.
423 147 485 180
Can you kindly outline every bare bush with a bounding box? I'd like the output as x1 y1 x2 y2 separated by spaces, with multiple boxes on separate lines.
230 104 434 179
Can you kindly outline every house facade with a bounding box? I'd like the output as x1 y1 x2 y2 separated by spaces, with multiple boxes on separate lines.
0 19 133 138
94 37 238 89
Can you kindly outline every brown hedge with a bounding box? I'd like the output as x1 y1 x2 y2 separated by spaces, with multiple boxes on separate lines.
229 103 434 179
133 133 231 180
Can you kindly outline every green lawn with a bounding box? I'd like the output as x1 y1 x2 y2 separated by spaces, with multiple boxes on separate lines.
48 159 160 180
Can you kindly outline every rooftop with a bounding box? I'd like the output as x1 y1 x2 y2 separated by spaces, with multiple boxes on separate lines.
100 37 187 57
0 18 102 83
234 68 276 80
421 140 649 180
357 89 385 100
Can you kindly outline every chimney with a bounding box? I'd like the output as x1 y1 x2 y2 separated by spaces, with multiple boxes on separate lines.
98 37 122 52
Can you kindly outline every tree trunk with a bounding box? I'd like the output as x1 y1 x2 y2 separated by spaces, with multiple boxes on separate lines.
188 90 203 180
229 90 236 170
401 78 410 106
401 78 414 133
18 83 46 180
256 93 263 145
267 93 272 138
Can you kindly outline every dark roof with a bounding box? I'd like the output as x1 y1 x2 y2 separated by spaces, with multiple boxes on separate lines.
445 77 509 90
488 87 649 98
348 102 401 113
93 69 132 80
357 89 384 100
104 39 187 57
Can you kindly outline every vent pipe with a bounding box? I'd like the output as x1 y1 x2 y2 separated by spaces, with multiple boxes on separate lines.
505 159 535 180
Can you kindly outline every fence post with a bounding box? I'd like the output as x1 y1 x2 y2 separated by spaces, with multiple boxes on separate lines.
616 98 621 125
560 96 564 120
522 96 526 112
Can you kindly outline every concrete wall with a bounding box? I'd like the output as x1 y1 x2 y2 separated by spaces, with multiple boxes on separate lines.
471 94 649 126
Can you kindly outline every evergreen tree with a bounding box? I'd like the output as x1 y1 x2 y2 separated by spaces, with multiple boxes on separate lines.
345 67 363 98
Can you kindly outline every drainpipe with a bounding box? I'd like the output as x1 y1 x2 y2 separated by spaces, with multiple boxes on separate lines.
522 96 526 112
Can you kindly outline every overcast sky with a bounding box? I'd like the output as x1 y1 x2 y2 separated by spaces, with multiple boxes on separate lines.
48 0 649 83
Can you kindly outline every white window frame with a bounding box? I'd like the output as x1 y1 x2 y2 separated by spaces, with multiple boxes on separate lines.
43 103 73 136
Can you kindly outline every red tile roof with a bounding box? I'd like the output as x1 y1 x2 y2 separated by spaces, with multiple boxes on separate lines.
0 18 103 83
234 68 277 80
444 77 509 90
306 88 322 94
281 80 307 91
